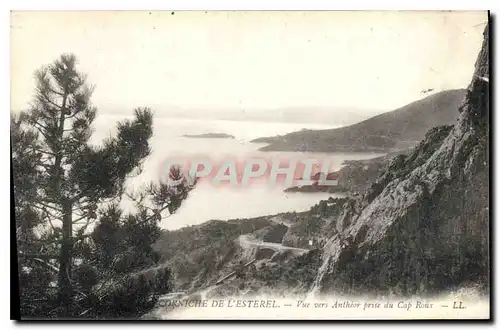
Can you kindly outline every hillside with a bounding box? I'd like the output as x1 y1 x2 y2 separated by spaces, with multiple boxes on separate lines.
142 26 488 320
235 24 489 297
144 25 490 310
251 89 466 153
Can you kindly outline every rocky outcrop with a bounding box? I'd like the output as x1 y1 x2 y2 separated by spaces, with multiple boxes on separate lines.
309 25 489 296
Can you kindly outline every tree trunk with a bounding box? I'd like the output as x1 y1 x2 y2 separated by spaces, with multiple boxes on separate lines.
57 201 73 313
56 87 72 312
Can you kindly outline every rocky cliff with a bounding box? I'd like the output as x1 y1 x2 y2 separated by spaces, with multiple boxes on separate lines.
308 25 489 296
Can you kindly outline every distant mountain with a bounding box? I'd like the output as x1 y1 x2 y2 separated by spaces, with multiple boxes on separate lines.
98 106 381 126
251 89 466 152
216 106 381 126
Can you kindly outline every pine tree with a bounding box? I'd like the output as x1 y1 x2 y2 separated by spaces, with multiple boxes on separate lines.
12 54 193 318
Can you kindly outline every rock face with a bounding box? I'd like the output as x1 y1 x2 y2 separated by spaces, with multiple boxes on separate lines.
310 26 489 296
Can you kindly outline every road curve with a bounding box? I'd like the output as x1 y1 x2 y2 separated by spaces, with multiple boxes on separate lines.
238 234 309 254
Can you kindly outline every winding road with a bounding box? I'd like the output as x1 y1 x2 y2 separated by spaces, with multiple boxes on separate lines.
237 234 309 254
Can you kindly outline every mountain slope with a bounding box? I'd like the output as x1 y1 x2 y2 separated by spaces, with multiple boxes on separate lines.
252 89 466 153
307 25 489 295
228 26 489 298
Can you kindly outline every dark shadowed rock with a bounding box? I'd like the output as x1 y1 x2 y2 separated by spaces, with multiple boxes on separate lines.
255 248 276 260
262 224 288 243
310 25 489 296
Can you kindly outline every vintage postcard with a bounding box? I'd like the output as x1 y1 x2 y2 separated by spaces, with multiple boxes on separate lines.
11 10 490 320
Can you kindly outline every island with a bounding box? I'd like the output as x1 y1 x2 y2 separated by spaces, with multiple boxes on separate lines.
181 133 235 139
284 172 346 193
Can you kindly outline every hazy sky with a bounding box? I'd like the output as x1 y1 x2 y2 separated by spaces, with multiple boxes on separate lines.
11 11 487 114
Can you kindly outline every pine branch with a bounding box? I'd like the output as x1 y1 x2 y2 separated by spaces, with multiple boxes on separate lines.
31 120 51 132
36 201 62 213
31 121 55 143
72 214 90 224
65 111 80 120
38 93 62 110
48 87 65 97
31 204 61 221
31 257 59 272
37 149 57 157
20 252 59 260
